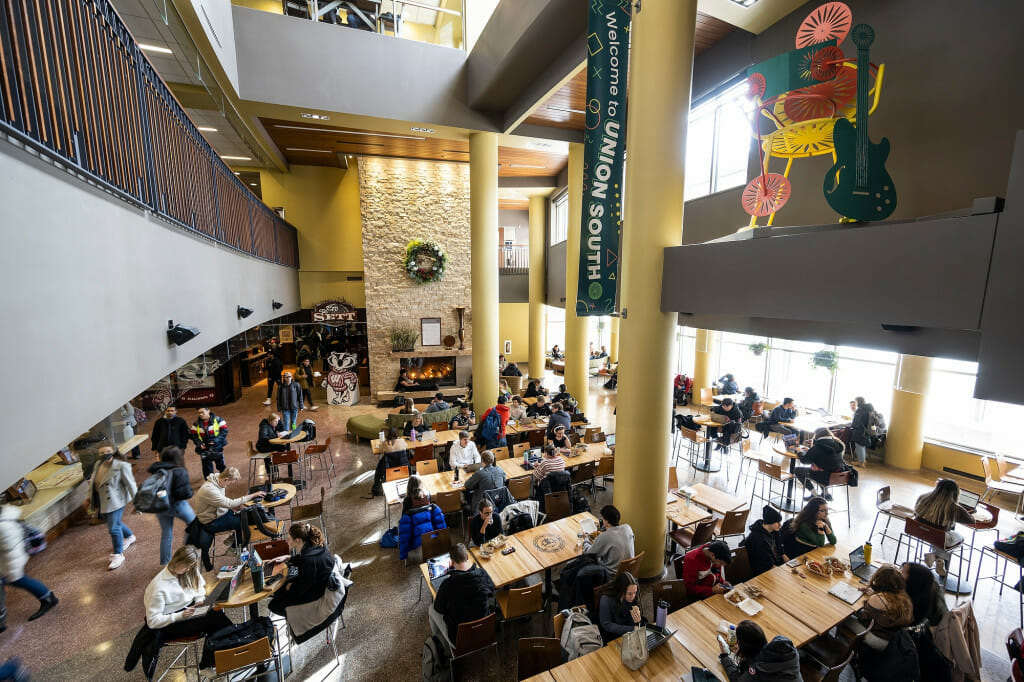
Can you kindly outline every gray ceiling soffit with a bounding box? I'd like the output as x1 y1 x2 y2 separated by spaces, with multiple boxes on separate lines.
691 29 755 103
467 0 587 111
499 176 559 189
501 33 587 133
508 122 583 144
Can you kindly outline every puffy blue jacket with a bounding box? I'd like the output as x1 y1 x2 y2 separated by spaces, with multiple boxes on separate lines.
398 503 447 560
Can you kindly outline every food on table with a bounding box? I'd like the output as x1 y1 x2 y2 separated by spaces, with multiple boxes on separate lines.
804 559 832 577
726 590 744 604
745 585 765 599
824 557 846 573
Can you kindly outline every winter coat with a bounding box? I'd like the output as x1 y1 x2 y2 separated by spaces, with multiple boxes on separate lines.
147 461 193 503
266 350 283 380
548 410 572 435
256 419 283 453
90 457 138 514
742 521 787 576
720 635 803 682
143 565 207 629
433 565 495 640
598 594 646 641
933 600 981 682
398 503 446 560
852 403 875 446
272 544 335 608
191 415 228 454
284 554 351 644
683 544 728 599
800 438 847 474
277 380 303 412
194 473 248 525
151 415 191 453
0 505 28 581
296 363 316 390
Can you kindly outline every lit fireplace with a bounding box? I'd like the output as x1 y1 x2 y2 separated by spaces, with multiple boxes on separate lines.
401 357 456 387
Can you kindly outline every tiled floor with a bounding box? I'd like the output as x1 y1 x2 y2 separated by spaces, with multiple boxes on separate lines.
0 369 1018 681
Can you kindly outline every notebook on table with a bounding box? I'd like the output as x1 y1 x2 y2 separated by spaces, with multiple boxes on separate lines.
849 545 879 582
828 581 863 605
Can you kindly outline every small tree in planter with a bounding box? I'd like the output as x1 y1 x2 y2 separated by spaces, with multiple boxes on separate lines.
748 342 770 356
388 327 419 352
810 349 839 372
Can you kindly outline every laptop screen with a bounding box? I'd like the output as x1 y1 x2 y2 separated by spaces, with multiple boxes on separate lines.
782 434 799 448
605 433 615 447
849 545 866 571
958 489 980 511
427 553 452 580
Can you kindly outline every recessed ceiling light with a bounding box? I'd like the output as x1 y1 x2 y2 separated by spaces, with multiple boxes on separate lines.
286 147 331 153
220 155 251 161
546 105 585 115
197 126 217 132
233 171 240 175
301 113 330 120
411 127 435 133
249 183 257 186
139 43 173 54
273 124 423 140
508 164 547 169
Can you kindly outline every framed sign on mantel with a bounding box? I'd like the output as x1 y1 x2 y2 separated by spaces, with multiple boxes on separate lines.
421 318 442 346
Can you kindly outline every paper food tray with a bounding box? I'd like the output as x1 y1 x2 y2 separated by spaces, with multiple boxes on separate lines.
579 518 598 534
737 598 763 616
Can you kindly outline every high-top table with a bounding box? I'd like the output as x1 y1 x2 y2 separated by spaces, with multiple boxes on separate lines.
692 416 726 472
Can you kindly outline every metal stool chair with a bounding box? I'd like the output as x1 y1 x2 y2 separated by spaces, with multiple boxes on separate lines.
155 635 202 682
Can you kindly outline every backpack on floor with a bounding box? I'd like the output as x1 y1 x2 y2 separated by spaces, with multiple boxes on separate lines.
570 490 590 515
133 468 172 513
422 634 450 682
560 609 603 660
200 616 274 669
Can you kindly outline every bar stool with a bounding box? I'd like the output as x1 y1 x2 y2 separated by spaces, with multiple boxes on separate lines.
155 635 202 682
821 471 852 528
973 544 1024 628
750 460 794 513
901 517 967 594
246 441 267 487
868 486 914 548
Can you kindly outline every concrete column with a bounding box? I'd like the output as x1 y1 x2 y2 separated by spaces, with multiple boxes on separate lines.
615 0 697 579
564 142 589 415
608 316 620 365
885 354 932 470
528 194 547 381
470 132 499 416
692 328 717 402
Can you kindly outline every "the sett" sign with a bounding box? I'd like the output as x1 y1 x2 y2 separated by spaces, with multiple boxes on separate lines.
312 300 357 323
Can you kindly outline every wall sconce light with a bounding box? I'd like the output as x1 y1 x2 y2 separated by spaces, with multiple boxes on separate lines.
167 320 200 346
272 300 283 310
238 306 254 319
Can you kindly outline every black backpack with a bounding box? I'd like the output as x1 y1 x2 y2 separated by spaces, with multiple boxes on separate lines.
301 419 316 441
422 634 450 681
505 511 534 534
134 468 172 513
200 616 274 669
570 490 590 514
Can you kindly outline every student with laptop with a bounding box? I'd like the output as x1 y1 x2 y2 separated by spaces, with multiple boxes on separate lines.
508 395 528 421
597 572 646 643
527 394 552 418
547 402 572 435
402 414 428 441
794 428 847 501
914 478 976 578
429 543 495 652
717 620 801 682
709 398 743 451
463 450 506 511
142 545 232 642
267 523 335 616
448 430 481 472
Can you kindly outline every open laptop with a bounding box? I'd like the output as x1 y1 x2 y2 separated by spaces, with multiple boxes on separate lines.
644 624 674 652
958 489 981 513
427 553 453 592
419 429 438 441
605 433 615 448
782 433 800 451
849 545 879 582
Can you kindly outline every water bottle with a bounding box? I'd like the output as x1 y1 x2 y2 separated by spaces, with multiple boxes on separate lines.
378 430 385 443
656 600 668 629
728 625 737 648
239 548 250 565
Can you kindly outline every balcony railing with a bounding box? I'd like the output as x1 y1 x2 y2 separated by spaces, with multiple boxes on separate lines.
0 0 299 268
499 244 529 274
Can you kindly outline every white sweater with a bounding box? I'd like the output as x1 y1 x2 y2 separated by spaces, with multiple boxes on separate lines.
194 474 248 525
449 441 481 470
143 566 207 629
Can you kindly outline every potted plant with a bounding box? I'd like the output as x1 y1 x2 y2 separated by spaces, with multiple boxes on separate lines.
388 327 419 352
748 342 769 356
810 349 839 372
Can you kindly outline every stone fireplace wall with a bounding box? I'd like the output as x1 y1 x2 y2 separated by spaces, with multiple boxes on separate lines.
358 157 472 399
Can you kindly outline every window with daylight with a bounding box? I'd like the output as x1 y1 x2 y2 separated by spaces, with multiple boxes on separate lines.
546 306 565 353
550 190 569 245
684 80 754 201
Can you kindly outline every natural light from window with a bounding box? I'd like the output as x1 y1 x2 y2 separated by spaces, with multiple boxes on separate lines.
684 80 753 201
550 190 569 246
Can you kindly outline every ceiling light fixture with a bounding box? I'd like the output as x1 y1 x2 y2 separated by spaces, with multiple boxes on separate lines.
249 183 257 186
237 306 254 319
546 105 586 115
410 127 436 133
272 300 284 310
167 321 200 346
285 147 331 153
220 155 252 161
197 126 217 132
301 113 330 120
138 43 173 54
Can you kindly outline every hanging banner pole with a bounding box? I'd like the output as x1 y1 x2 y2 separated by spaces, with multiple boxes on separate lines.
575 0 632 317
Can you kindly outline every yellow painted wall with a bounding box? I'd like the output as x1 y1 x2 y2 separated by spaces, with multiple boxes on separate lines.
498 302 530 364
231 0 282 14
922 441 995 479
259 164 364 308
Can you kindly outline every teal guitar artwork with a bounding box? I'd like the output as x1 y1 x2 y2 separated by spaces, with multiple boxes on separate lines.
823 23 896 221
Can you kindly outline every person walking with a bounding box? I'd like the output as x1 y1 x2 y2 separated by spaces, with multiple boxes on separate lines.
90 444 138 570
0 505 57 623
190 407 228 477
296 357 319 412
150 406 190 457
148 446 196 565
263 340 283 406
277 372 303 431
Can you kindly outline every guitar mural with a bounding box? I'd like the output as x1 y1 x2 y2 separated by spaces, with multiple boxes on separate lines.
823 24 897 221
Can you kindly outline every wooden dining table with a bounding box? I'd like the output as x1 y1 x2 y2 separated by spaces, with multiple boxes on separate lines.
247 482 296 509
212 561 288 620
471 534 544 589
687 483 746 515
665 497 713 530
703 592 817 647
667 600 733 671
371 428 461 455
548 632 702 682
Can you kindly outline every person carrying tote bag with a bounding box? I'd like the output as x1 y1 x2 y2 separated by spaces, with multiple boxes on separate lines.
89 444 139 571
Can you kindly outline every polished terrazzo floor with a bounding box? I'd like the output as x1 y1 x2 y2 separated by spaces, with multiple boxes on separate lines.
0 368 1017 681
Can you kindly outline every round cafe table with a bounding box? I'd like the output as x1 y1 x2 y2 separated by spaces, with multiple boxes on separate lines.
212 561 288 621
246 482 296 509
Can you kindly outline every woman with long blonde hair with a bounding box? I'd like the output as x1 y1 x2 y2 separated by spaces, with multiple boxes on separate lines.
143 545 231 637
914 478 975 576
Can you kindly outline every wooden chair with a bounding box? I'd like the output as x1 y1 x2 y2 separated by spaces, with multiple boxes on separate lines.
155 635 202 682
508 477 532 501
491 446 511 461
750 460 793 509
251 539 289 562
504 375 524 393
965 500 1000 578
800 650 855 682
584 427 600 443
668 467 679 493
615 551 645 579
513 442 530 458
527 429 545 448
209 636 281 681
496 583 543 625
291 486 329 546
997 453 1024 483
822 471 853 528
981 455 1024 516
714 508 750 544
246 441 266 486
421 528 451 562
415 459 439 476
725 546 751 585
869 486 913 548
302 435 336 480
433 490 465 537
669 518 715 554
699 387 715 413
270 450 300 485
517 637 562 681
591 581 613 614
299 436 334 487
570 460 597 496
412 444 436 467
733 441 766 492
451 613 498 680
385 465 410 482
678 427 709 469
544 491 570 522
594 456 614 501
652 580 688 614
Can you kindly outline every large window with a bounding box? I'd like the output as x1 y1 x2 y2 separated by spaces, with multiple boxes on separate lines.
550 191 569 245
546 306 565 353
684 80 753 201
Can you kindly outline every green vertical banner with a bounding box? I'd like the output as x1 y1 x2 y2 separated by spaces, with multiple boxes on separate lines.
576 0 632 317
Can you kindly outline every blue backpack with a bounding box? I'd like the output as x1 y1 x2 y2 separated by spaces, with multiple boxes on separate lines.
480 408 502 442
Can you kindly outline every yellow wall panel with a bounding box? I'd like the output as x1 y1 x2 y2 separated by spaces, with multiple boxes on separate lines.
498 302 529 364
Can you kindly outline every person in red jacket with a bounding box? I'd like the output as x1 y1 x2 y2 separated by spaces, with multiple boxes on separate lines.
479 395 511 449
683 541 733 600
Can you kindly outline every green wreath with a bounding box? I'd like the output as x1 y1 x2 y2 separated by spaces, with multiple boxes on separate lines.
404 239 448 284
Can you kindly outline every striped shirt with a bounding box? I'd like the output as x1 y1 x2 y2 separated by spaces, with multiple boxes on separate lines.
532 455 566 483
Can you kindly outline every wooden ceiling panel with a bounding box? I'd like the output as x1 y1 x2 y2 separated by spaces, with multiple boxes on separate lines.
497 146 567 177
524 12 735 130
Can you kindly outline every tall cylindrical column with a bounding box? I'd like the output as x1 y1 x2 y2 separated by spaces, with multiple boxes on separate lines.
528 194 547 380
470 132 499 416
692 328 717 401
615 0 698 579
608 316 620 365
885 354 932 470
564 143 589 415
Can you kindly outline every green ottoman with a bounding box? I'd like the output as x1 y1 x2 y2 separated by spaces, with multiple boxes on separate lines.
347 414 386 442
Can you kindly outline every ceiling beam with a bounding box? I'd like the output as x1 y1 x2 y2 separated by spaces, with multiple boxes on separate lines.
500 37 586 134
508 122 583 144
499 176 558 189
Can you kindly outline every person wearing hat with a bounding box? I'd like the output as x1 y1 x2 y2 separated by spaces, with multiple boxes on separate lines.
682 540 733 600
741 505 790 577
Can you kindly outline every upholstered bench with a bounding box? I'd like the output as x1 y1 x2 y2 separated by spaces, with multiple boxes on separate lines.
346 414 387 443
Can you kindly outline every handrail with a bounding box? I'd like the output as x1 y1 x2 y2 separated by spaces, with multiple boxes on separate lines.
0 0 299 268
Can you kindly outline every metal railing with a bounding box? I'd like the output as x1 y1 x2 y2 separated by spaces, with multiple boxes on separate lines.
499 244 529 273
0 0 299 267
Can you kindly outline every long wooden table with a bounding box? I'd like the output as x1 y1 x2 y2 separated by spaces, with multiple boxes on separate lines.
470 534 544 589
371 428 461 455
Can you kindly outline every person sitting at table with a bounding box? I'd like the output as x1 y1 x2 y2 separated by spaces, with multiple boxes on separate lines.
553 384 572 404
424 393 450 414
682 540 733 600
548 425 572 456
255 413 290 455
400 398 418 415
550 344 564 360
501 362 523 377
855 565 914 654
463 450 506 510
738 387 761 421
401 475 429 516
741 505 789 577
767 398 798 436
498 354 508 372
674 374 693 405
710 397 743 451
718 373 740 395
717 620 801 682
548 402 572 435
449 430 481 472
524 379 548 398
396 368 435 392
194 468 264 548
527 394 552 418
373 428 410 495
794 428 848 501
398 489 447 561
584 505 635 572
497 379 513 401
597 572 646 643
403 414 428 441
381 427 409 456
532 443 566 484
449 404 476 430
468 498 503 547
429 543 495 652
914 478 975 578
902 561 948 626
142 545 232 643
785 496 836 557
598 345 608 359
508 395 528 421
267 523 335 616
